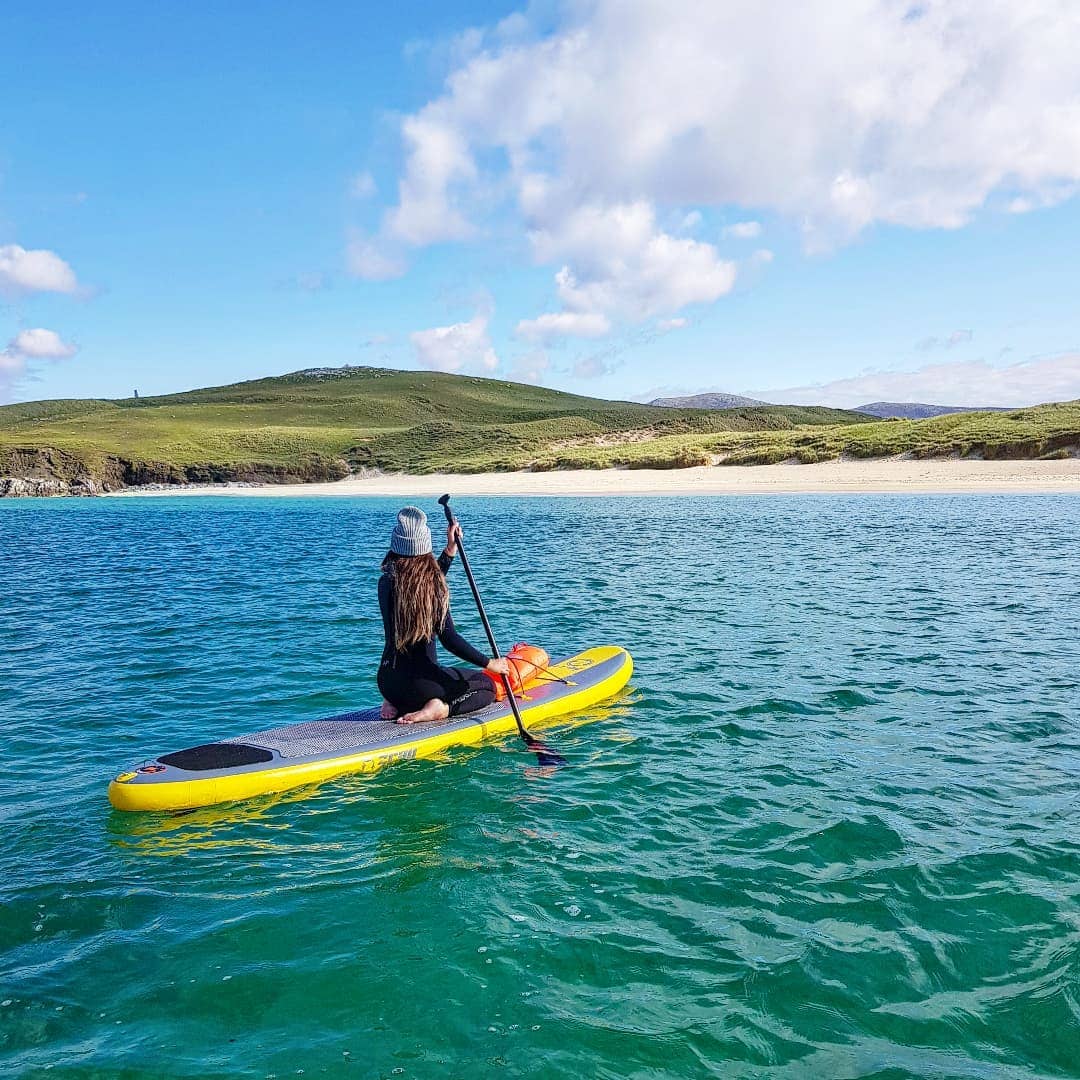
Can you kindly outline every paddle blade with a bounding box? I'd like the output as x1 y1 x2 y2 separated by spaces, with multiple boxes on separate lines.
524 735 568 769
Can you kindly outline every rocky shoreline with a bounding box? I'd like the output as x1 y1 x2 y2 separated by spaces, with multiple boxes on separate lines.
0 448 353 497
0 477 272 497
0 476 103 497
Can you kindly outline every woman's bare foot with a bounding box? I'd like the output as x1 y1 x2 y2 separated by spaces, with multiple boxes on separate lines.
395 698 450 725
380 699 398 720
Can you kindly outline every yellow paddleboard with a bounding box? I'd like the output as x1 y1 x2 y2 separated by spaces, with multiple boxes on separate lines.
109 645 632 812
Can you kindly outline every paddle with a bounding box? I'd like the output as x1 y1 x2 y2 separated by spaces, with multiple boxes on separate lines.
438 494 567 768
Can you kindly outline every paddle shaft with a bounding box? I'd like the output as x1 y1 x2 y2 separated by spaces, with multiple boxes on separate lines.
438 496 532 743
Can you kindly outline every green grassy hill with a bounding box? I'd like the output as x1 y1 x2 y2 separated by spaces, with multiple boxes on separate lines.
0 366 872 489
0 365 1076 493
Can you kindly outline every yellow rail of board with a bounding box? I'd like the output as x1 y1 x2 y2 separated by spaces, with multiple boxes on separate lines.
109 646 632 812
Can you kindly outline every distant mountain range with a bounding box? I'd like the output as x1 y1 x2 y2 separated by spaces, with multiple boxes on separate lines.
852 402 1015 419
650 393 1016 419
650 392 771 409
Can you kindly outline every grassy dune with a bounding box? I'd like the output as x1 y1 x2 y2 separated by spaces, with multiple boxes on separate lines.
0 366 1076 490
539 402 1080 469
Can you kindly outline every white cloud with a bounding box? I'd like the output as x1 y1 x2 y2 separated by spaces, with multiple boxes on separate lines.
350 171 377 199
410 307 498 372
756 353 1080 409
7 328 78 360
527 199 736 326
375 0 1080 279
750 248 774 266
0 245 80 294
680 211 702 231
385 114 477 246
656 317 687 332
724 220 762 239
0 328 79 400
515 310 611 343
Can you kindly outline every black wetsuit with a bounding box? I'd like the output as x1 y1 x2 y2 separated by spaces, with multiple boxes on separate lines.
377 551 497 716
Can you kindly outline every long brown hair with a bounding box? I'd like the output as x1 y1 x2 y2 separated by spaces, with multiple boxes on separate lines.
384 551 450 652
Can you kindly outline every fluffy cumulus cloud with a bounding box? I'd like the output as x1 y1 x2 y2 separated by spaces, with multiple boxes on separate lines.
410 307 498 373
524 199 736 332
757 353 1080 409
0 328 79 400
0 245 80 294
7 328 78 360
386 115 477 247
362 0 1080 311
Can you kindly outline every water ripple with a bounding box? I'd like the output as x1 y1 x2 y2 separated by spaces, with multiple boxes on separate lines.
1 495 1079 1077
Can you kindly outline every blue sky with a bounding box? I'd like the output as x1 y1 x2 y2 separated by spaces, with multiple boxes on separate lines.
2 0 1079 407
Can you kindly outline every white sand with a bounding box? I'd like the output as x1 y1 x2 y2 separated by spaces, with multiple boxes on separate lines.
107 457 1080 497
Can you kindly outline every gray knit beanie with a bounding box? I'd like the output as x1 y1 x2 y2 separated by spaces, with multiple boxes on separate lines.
390 506 433 557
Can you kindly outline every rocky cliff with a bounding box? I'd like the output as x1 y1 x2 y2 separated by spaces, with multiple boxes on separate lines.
0 447 350 497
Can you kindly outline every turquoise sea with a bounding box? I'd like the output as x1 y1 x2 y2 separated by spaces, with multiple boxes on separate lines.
2 494 1079 1079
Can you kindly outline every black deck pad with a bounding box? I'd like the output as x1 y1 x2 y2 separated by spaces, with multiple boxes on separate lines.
159 742 274 771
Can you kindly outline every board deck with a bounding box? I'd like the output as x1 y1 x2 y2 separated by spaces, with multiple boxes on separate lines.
108 645 632 811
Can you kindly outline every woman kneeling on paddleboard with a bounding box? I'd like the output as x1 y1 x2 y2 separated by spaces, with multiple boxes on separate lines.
378 506 510 725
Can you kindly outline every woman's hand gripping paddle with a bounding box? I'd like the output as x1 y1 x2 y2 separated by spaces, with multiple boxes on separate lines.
438 495 567 768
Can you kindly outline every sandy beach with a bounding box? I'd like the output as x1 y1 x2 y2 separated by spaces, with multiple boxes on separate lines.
107 457 1080 497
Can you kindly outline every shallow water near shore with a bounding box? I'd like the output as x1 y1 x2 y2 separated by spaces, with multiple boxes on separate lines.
2 494 1079 1079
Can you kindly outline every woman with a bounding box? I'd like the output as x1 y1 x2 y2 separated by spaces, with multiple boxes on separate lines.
378 506 510 725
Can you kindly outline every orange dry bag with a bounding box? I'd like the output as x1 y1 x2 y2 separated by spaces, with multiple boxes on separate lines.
483 643 551 701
